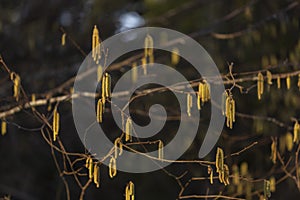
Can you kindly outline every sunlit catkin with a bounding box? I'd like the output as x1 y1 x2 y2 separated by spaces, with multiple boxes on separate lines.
114 137 123 158
285 132 293 151
298 74 300 90
269 176 276 192
293 120 300 143
52 108 60 141
264 180 271 199
125 118 132 142
105 73 111 98
286 75 291 90
131 62 138 83
225 92 235 129
270 139 277 164
97 65 102 82
266 70 272 85
171 47 180 66
207 165 213 184
158 140 164 160
1 120 7 136
240 162 248 176
93 164 100 188
216 147 224 174
97 99 103 123
187 93 192 117
232 164 240 185
144 34 153 57
88 158 93 179
61 33 66 46
125 181 135 200
223 164 230 186
10 72 20 101
109 157 117 178
277 76 281 89
92 25 101 63
257 72 264 100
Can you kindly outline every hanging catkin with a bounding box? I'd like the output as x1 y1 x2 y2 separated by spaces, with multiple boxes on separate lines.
286 75 291 90
125 118 132 142
264 180 271 199
257 72 264 100
298 74 300 90
269 177 276 192
216 147 224 176
109 157 117 178
10 72 21 101
93 163 100 188
232 164 240 185
53 108 60 141
88 157 93 179
97 99 103 123
97 65 102 82
1 120 7 136
158 140 164 160
225 92 235 129
286 132 293 151
187 93 192 117
266 70 272 85
114 137 123 158
125 181 135 200
270 139 277 164
131 62 138 83
207 165 213 184
277 76 281 89
61 33 66 46
92 25 101 63
293 120 300 143
171 47 180 66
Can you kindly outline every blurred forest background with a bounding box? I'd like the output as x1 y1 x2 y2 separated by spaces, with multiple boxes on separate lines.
0 0 300 199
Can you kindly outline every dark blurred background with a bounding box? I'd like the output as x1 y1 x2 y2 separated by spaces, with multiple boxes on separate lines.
0 0 300 199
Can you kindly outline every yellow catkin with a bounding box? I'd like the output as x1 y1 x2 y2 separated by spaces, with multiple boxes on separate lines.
92 25 101 63
264 180 271 198
85 157 90 168
197 86 201 110
10 72 21 101
61 33 66 46
125 118 132 142
109 157 117 178
53 108 60 141
144 34 153 57
114 137 123 158
223 164 230 185
216 147 224 175
158 140 163 160
97 99 103 123
221 91 228 115
187 93 192 117
277 76 281 89
293 120 300 143
88 158 93 179
1 120 7 136
269 176 276 192
298 74 300 90
266 70 272 85
232 164 240 185
286 75 291 90
131 62 138 83
31 94 36 102
285 132 293 151
97 65 102 82
141 56 147 75
279 135 286 153
225 92 235 129
171 47 180 65
270 139 277 164
208 165 213 184
93 164 100 188
257 72 264 100
104 73 111 98
125 181 135 200
240 162 248 176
